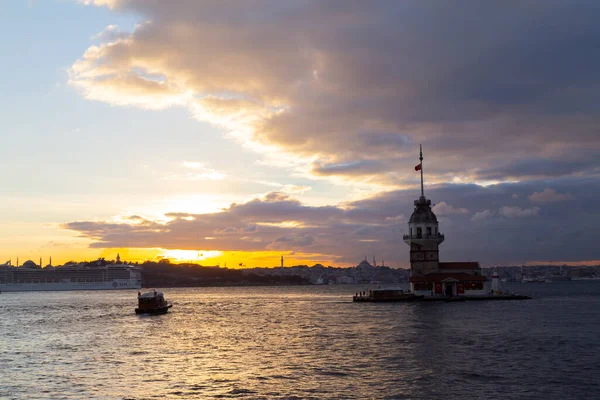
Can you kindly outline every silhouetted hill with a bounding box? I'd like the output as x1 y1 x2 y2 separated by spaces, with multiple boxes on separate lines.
140 261 310 287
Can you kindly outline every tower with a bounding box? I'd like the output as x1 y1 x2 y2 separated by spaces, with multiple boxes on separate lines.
116 253 121 264
403 145 444 276
491 267 500 293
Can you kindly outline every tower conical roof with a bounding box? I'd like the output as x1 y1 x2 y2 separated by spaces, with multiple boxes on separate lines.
409 197 438 224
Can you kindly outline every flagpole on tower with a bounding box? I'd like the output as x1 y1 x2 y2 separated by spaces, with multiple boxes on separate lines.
420 144 424 198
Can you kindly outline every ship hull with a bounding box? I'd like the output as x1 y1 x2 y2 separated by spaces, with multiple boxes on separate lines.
353 295 424 302
421 294 532 301
135 304 172 315
0 279 141 292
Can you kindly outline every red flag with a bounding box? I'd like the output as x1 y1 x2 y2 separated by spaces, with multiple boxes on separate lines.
415 164 422 171
434 283 442 294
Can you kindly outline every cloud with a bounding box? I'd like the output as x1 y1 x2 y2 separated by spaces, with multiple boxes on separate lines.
62 2 600 267
529 188 573 203
433 201 468 216
243 225 257 233
63 178 600 267
72 1 600 185
281 185 311 194
310 160 388 177
352 225 376 236
165 161 226 181
91 24 129 42
499 206 540 219
255 181 312 194
268 234 315 249
384 215 404 223
182 161 203 169
471 210 494 221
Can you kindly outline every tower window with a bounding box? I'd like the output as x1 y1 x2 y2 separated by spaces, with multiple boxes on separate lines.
427 227 432 236
417 227 422 237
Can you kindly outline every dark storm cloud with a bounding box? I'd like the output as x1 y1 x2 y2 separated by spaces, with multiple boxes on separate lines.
75 1 600 182
477 159 600 181
68 1 600 265
63 178 600 267
311 160 387 177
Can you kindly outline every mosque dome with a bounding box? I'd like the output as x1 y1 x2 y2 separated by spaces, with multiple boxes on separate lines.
22 260 40 268
409 197 438 224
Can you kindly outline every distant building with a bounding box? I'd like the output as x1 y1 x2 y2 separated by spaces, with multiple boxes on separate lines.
403 146 487 297
22 260 40 269
338 276 355 284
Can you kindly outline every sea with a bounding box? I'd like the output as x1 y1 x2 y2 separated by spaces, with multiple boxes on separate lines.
1 282 600 400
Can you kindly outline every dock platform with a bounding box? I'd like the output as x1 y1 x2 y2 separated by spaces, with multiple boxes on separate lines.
421 294 531 302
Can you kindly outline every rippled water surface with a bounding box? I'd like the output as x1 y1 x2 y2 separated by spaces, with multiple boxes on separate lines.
2 283 600 399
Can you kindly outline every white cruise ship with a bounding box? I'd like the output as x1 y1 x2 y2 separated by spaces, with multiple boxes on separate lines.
0 259 142 292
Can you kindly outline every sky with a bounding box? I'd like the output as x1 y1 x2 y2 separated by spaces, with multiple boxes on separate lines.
1 0 599 268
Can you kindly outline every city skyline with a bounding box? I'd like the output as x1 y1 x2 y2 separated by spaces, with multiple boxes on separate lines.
1 1 599 268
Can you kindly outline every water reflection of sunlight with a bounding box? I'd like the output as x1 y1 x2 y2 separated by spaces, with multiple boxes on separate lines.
3 286 597 398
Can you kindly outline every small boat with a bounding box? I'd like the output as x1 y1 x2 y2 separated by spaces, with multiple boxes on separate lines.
353 288 424 302
135 290 173 314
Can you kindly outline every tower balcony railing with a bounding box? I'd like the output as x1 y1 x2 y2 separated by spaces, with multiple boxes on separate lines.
403 233 445 240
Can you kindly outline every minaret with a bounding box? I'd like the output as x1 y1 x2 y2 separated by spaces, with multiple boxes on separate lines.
281 255 284 268
403 145 444 277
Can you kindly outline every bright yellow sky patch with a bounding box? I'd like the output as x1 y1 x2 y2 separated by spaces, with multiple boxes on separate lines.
94 248 334 269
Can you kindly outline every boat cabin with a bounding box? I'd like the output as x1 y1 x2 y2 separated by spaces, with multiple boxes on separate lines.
135 290 172 314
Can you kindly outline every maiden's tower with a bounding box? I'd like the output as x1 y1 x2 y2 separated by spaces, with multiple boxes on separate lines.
403 146 488 297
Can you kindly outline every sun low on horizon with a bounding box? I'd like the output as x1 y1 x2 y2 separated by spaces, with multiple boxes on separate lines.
1 0 599 269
